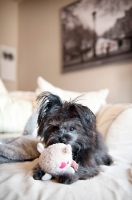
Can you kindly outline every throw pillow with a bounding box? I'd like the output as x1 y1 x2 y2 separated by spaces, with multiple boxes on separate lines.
35 76 109 114
105 106 132 152
0 78 8 95
0 94 33 133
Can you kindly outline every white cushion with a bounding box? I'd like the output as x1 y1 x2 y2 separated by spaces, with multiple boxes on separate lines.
0 94 33 133
35 76 109 114
0 78 8 95
105 106 132 153
96 104 131 138
9 91 36 107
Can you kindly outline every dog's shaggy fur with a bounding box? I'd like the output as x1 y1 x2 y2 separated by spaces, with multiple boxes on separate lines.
33 92 112 184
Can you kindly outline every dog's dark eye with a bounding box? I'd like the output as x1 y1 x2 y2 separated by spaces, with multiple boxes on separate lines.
53 126 59 132
70 127 74 131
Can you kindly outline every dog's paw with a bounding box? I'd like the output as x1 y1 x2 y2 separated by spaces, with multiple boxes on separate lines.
57 173 78 184
33 170 45 180
33 164 45 180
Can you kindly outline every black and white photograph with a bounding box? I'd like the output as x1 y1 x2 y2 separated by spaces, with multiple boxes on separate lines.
61 0 132 72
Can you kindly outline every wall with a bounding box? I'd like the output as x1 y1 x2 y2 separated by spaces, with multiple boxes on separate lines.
0 0 18 90
18 0 132 103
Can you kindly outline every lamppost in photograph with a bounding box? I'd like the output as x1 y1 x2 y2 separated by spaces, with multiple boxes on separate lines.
92 11 97 57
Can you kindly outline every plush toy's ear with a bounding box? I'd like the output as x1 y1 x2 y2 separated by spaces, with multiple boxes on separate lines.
63 144 71 153
37 143 45 153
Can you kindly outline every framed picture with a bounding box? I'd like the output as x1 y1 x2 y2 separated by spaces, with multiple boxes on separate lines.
61 0 132 72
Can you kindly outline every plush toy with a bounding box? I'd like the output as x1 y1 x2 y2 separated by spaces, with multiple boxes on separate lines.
37 143 78 181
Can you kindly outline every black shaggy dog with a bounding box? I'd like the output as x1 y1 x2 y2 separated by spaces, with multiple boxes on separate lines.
33 92 112 184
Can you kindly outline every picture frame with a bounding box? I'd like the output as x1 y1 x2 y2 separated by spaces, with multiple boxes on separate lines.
60 0 132 72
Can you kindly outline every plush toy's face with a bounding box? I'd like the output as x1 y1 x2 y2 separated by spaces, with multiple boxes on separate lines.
37 143 73 175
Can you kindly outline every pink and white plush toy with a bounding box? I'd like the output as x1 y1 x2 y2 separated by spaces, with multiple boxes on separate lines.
37 143 78 181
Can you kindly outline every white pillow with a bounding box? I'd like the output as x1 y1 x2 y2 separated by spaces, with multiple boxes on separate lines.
0 78 8 95
0 94 33 133
105 107 132 152
96 104 130 138
35 76 109 114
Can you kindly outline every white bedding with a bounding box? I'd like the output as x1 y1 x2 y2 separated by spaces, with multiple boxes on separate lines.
0 151 131 200
0 104 132 200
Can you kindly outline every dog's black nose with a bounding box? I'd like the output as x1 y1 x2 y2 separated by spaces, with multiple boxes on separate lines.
59 137 67 143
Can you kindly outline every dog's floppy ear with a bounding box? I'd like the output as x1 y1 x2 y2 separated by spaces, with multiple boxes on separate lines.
70 103 96 131
36 92 63 125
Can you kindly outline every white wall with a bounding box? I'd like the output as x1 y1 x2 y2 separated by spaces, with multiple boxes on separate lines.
0 0 18 90
18 0 132 103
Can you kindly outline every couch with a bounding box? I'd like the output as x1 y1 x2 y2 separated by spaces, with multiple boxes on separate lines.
0 77 132 200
